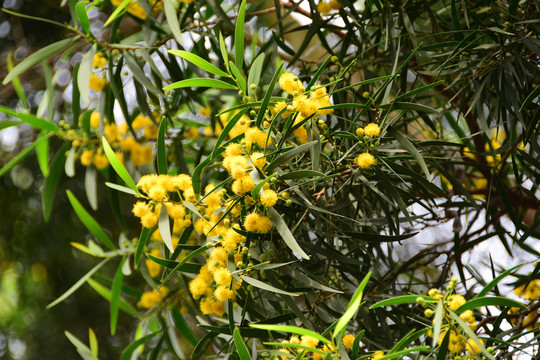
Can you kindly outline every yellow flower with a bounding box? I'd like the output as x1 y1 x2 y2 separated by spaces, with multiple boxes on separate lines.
460 310 475 323
245 127 269 150
514 280 540 300
279 72 304 95
244 212 272 233
199 107 211 116
300 335 319 348
465 337 483 355
80 150 93 166
463 146 476 160
89 74 106 92
92 52 107 68
213 268 232 286
364 123 380 137
355 152 376 169
146 248 162 277
90 111 101 128
260 189 278 207
231 175 255 195
189 276 210 299
92 151 109 170
293 94 317 118
371 350 385 360
342 334 355 349
139 287 168 309
132 114 153 131
214 285 235 301
200 298 226 316
356 127 364 136
130 143 153 167
448 294 466 311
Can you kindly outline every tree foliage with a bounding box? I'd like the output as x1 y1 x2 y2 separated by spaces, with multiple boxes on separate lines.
1 0 540 359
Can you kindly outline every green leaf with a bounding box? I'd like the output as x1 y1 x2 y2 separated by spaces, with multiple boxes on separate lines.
249 324 330 344
157 118 168 174
135 226 152 269
212 108 247 157
251 172 278 199
159 243 211 283
104 0 131 26
42 143 67 222
145 253 202 274
171 308 198 346
3 37 79 85
85 166 98 211
380 102 439 114
47 258 110 309
268 208 310 260
247 53 265 97
432 299 444 347
110 257 126 335
234 327 252 360
64 146 76 178
0 120 23 130
86 278 141 318
520 84 540 112
65 331 93 360
159 204 174 252
219 32 229 70
163 78 237 90
88 328 98 360
7 53 28 109
66 190 115 250
0 105 59 132
255 62 283 127
234 0 246 70
369 295 436 308
163 0 183 45
387 126 430 178
101 137 139 194
241 275 301 296
333 271 371 338
277 170 325 180
455 296 528 314
36 131 49 176
266 140 318 172
168 50 230 78
78 44 95 104
394 80 444 102
119 332 160 360
477 263 525 298
229 61 246 93
75 1 90 35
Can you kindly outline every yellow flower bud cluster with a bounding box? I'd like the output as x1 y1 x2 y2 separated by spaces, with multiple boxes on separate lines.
271 74 334 144
352 123 381 170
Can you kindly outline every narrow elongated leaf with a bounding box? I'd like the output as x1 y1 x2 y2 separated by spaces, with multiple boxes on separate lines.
249 324 330 344
36 131 49 176
3 37 79 85
42 143 68 222
7 53 28 108
266 140 318 172
47 258 110 309
234 0 246 70
135 226 152 269
86 278 141 318
163 0 183 45
119 332 160 360
157 118 168 174
247 53 264 96
65 331 93 360
229 61 246 92
159 205 174 252
212 109 247 157
370 295 436 308
477 263 525 298
101 137 139 194
241 275 301 296
171 308 198 346
104 0 131 26
255 62 283 127
234 328 252 360
0 120 23 130
333 272 371 338
268 208 310 260
88 328 98 360
66 190 115 250
110 257 126 335
387 126 430 178
432 300 444 347
78 45 95 104
85 166 98 211
163 78 236 90
0 105 59 132
64 146 76 177
455 296 528 314
169 50 229 78
75 1 90 35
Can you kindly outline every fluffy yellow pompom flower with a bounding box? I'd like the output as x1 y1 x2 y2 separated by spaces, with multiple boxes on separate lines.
371 350 385 360
80 150 93 166
90 111 101 128
279 72 304 95
364 123 381 137
92 52 107 68
260 189 278 207
356 127 365 136
139 287 168 309
342 334 355 349
189 276 210 299
214 286 235 301
465 338 483 354
146 248 162 277
224 143 244 157
355 152 376 169
245 127 268 149
200 298 226 316
92 151 109 170
448 294 466 311
89 74 106 92
300 335 319 348
199 107 211 116
213 268 232 286
244 213 272 233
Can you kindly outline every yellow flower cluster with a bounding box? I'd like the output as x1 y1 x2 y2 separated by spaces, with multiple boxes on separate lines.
89 73 106 92
139 287 168 309
92 52 107 68
316 0 341 15
110 0 163 20
77 112 155 170
514 279 540 300
424 279 484 356
342 334 355 349
354 152 376 169
272 73 333 144
132 173 194 229
353 123 381 170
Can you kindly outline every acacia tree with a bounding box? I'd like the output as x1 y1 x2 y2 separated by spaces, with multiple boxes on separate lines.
1 0 539 359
